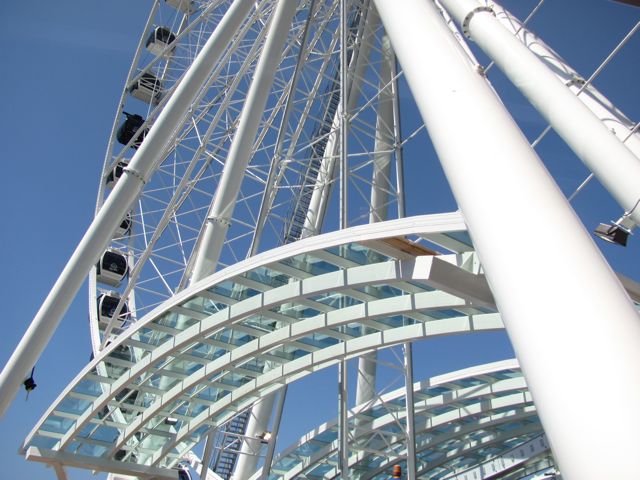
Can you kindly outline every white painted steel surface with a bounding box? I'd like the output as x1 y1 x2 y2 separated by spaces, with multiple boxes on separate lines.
190 0 299 284
374 1 640 478
21 216 480 474
441 0 640 226
9 2 640 479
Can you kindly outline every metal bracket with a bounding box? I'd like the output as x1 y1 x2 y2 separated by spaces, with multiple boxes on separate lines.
207 216 232 228
123 167 147 185
462 6 494 38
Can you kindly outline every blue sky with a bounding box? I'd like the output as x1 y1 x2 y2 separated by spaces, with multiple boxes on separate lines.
1 1 639 479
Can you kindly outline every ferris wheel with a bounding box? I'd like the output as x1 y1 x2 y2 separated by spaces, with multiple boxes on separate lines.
89 0 640 351
4 0 640 479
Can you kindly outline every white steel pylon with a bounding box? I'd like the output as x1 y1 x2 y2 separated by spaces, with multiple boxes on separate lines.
4 1 640 479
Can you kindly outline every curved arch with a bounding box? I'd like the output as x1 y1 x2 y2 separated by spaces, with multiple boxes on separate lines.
254 361 546 480
24 215 493 470
148 315 503 466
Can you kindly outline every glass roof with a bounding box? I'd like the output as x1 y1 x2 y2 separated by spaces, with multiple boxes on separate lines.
24 217 507 473
260 362 545 480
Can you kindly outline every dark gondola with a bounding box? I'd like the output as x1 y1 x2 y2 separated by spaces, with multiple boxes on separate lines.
116 112 148 149
96 249 129 287
115 212 133 238
105 161 128 188
97 293 130 329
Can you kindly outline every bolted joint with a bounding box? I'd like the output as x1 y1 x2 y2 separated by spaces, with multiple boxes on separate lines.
123 167 147 185
462 6 494 38
207 216 232 228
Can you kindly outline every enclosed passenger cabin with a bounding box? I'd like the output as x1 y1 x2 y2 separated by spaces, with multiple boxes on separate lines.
105 161 128 189
116 113 148 149
97 292 130 329
146 26 177 55
96 249 129 287
129 72 163 104
115 212 133 238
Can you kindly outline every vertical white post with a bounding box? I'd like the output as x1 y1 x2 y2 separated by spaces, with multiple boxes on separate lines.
338 360 349 479
373 1 640 479
234 396 277 479
390 44 406 219
355 34 394 409
0 0 255 419
301 7 378 237
198 429 216 480
259 388 287 480
439 0 640 227
338 1 350 478
403 342 416 480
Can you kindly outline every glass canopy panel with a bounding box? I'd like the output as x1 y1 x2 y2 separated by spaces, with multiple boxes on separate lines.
23 224 507 470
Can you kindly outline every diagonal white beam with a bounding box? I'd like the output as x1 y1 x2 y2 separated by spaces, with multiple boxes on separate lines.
189 0 299 283
373 1 640 479
441 0 640 227
0 0 256 419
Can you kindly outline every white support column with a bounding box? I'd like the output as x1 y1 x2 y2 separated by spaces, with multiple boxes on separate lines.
302 7 378 237
492 2 640 160
338 359 349 480
199 430 216 480
389 43 406 219
53 463 68 480
0 0 255 419
259 388 287 480
373 1 640 479
403 342 416 480
439 0 640 227
369 35 394 224
338 2 350 478
233 396 277 480
355 34 394 408
189 0 298 283
190 2 298 478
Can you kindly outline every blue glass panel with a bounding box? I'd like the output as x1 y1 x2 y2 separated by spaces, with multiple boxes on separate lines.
281 254 338 276
297 334 338 349
73 379 102 398
42 415 75 434
58 396 92 416
245 266 290 288
90 425 119 443
445 230 474 247
242 314 278 332
183 295 228 315
29 435 58 450
313 429 337 444
77 442 108 457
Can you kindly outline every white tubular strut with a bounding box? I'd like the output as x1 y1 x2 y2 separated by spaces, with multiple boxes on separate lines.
189 0 299 284
373 0 640 479
440 0 640 227
189 1 299 478
354 34 395 409
493 2 640 160
0 0 255 419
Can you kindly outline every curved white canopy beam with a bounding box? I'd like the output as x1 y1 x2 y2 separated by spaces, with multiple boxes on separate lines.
255 360 546 480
